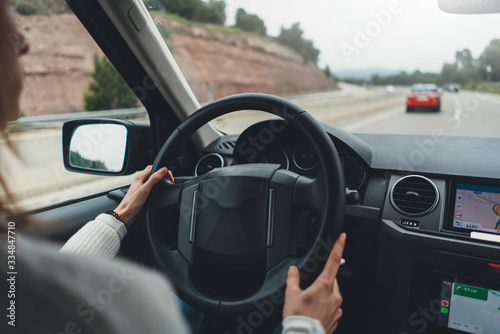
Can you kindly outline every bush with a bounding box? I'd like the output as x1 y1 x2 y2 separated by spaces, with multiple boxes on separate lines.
157 26 172 39
161 0 200 19
70 151 108 171
83 55 138 111
463 83 500 95
277 23 319 64
324 66 332 77
13 1 38 15
235 8 266 36
157 26 174 52
11 0 70 15
160 0 226 25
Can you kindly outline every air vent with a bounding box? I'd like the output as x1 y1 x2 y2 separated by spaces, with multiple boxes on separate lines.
194 153 225 176
215 140 236 151
390 175 439 216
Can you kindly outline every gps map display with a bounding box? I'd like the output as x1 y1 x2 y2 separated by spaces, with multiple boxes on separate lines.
453 184 500 234
439 281 500 334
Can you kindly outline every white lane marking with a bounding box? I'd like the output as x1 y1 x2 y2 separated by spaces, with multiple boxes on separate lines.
454 108 462 120
341 107 403 132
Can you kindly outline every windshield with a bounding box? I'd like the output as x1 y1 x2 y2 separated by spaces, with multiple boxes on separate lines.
145 0 500 136
412 84 438 92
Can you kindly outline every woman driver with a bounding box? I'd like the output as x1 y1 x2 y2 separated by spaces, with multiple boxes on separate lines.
0 1 345 333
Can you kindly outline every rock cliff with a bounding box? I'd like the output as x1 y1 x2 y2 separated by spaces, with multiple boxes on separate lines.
17 13 336 116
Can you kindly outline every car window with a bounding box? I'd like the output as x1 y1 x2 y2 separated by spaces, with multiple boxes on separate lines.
412 84 424 92
1 4 145 211
412 84 438 92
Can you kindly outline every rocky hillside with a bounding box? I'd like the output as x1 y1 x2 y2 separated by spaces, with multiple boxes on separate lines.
18 13 336 116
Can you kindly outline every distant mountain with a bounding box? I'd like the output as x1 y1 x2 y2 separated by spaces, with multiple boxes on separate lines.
333 68 404 80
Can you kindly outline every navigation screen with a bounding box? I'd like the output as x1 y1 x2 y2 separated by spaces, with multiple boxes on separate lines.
438 281 500 334
452 184 500 234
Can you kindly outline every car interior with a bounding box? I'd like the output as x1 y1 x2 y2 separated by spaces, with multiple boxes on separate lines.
18 0 500 333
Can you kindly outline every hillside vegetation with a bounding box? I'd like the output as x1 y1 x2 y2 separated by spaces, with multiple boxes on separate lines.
10 0 70 15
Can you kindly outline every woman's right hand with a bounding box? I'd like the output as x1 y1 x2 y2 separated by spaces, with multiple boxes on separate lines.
113 165 169 227
283 233 346 333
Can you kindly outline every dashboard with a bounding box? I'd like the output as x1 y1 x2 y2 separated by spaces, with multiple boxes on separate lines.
191 119 500 334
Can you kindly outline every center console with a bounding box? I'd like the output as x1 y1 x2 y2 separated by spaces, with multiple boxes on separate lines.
378 174 500 334
411 249 500 334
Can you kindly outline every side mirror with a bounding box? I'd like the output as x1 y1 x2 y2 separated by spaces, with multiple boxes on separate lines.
438 0 500 14
63 119 153 176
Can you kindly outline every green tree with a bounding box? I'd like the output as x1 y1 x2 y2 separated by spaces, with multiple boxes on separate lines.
277 23 320 64
369 70 441 86
300 39 320 64
235 8 266 36
277 23 305 55
479 39 500 82
192 0 226 25
397 71 410 85
371 74 382 85
456 49 474 71
441 63 458 83
84 55 138 111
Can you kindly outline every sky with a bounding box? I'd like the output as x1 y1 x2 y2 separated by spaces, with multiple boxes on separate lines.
224 0 500 73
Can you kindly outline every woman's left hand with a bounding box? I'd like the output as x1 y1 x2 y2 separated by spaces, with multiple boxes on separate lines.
114 165 169 227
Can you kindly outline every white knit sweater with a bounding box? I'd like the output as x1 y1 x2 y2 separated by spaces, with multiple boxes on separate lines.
60 213 127 258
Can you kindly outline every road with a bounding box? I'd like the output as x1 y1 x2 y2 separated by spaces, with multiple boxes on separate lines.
213 83 408 134
337 91 500 137
2 88 499 210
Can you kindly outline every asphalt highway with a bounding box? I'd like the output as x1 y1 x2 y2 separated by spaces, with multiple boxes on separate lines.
337 91 500 137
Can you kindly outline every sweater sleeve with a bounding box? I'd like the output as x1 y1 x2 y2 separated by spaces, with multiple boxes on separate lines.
60 213 127 259
282 316 326 334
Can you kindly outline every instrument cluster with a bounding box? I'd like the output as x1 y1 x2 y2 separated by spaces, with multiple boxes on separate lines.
232 120 367 190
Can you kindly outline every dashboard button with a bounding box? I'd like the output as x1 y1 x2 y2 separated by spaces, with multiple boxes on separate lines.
400 219 420 227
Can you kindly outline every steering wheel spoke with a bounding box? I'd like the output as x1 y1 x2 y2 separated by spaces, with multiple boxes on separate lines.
149 180 184 211
293 175 326 212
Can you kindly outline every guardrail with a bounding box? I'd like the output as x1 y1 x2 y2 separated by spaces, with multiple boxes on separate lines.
7 107 148 131
7 86 409 132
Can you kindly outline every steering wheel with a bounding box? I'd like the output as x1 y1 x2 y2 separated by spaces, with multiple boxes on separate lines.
145 93 345 318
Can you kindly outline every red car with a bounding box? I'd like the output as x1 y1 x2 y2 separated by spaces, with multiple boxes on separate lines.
406 83 441 112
